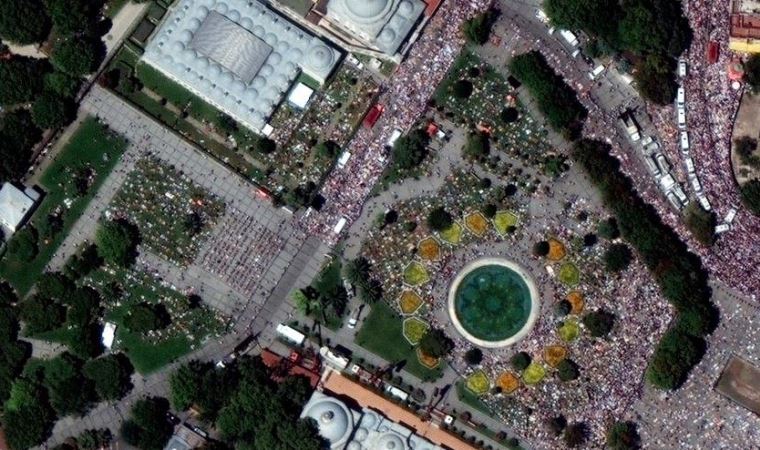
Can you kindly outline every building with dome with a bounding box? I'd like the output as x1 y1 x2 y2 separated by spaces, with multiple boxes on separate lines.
318 0 426 56
142 0 340 133
301 370 478 450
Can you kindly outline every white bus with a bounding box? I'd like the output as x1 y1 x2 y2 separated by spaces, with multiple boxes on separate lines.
680 131 690 153
677 107 686 129
589 65 605 80
678 59 687 78
667 191 683 209
645 157 661 177
677 87 685 106
673 185 688 204
684 156 695 174
655 153 670 172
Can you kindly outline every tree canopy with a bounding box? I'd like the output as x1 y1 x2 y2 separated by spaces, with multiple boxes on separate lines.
32 91 74 129
0 110 41 182
463 132 490 160
582 310 615 337
96 219 140 267
0 0 51 45
392 129 430 171
740 179 760 216
0 57 48 106
42 352 96 417
746 54 760 93
604 243 632 272
3 378 56 450
120 397 174 450
426 207 453 232
606 421 641 450
83 354 134 401
462 9 498 45
418 328 454 358
683 203 716 246
51 38 103 77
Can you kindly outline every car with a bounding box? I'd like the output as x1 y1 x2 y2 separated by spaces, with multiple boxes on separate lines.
347 317 358 329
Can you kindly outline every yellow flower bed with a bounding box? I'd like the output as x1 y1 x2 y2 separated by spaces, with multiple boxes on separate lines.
416 348 441 369
403 261 430 286
547 238 567 261
418 236 441 261
465 370 491 396
558 319 580 342
399 290 423 315
438 222 463 245
493 211 518 236
496 372 520 394
566 291 585 315
464 212 489 236
402 317 429 345
544 345 568 368
522 363 546 385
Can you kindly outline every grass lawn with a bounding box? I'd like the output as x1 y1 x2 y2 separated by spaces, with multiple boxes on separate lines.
456 380 493 414
0 117 128 295
355 302 443 381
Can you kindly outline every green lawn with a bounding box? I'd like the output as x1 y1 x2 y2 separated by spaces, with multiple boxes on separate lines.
0 117 128 295
355 302 443 381
456 380 493 414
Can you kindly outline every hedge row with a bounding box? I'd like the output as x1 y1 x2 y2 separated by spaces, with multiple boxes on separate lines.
571 139 718 390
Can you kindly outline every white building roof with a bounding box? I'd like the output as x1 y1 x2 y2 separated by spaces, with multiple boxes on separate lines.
142 0 341 133
288 82 314 109
101 322 117 349
326 0 425 55
0 183 36 234
276 323 305 344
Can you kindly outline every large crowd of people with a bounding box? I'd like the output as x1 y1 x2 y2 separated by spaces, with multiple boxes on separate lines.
300 0 492 243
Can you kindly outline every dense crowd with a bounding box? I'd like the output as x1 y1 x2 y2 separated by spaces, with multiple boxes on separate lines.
300 0 493 243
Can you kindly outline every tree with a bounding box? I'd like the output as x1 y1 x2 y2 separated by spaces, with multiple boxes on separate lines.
392 129 430 170
463 132 490 160
0 57 48 106
0 281 18 307
426 207 453 232
564 422 588 448
554 300 571 317
746 54 760 93
646 328 705 389
544 0 621 47
0 0 50 44
32 92 74 129
6 227 38 262
482 203 497 218
43 353 96 416
170 360 209 411
604 243 632 272
3 378 56 450
253 136 277 154
462 9 498 45
96 219 139 267
46 0 97 36
83 354 133 401
510 352 531 371
452 79 474 98
583 310 615 337
500 107 519 123
19 295 66 334
464 348 483 366
315 140 340 160
532 240 550 257
216 113 238 134
121 397 173 450
547 415 567 436
418 328 453 359
51 38 103 77
607 421 641 450
44 71 81 98
76 429 112 450
64 244 103 279
683 203 716 246
633 54 677 105
123 303 169 333
0 110 41 182
597 217 619 240
0 340 31 403
740 179 760 216
556 359 580 381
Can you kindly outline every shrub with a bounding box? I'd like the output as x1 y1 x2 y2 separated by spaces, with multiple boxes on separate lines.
604 243 632 272
582 310 615 337
556 359 580 381
464 348 483 365
606 421 641 450
532 241 550 257
427 207 453 232
510 352 531 371
452 79 474 98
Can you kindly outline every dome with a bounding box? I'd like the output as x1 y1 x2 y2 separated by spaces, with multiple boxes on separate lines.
259 64 274 77
269 52 282 65
345 0 393 23
171 41 185 52
374 434 406 450
361 412 379 428
227 9 240 21
398 1 414 15
180 30 193 43
240 18 253 29
304 399 353 445
308 45 335 70
378 29 396 43
347 442 361 450
252 77 266 88
189 18 202 29
354 428 369 442
215 2 228 14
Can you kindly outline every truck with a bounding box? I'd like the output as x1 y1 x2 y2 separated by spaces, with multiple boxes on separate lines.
654 153 670 172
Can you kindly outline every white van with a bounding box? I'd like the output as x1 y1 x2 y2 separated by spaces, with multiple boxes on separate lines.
677 87 685 106
677 107 686 129
690 176 702 193
725 208 738 223
678 59 687 78
698 195 712 211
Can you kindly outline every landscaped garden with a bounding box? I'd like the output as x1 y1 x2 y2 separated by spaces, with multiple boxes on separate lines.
399 290 423 315
493 210 518 236
465 370 491 396
522 363 547 385
403 261 430 286
0 117 128 295
107 157 225 266
558 262 581 286
402 317 429 345
438 221 464 244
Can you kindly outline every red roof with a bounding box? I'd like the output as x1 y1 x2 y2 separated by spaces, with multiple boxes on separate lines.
426 122 439 137
731 14 760 40
422 0 443 16
363 104 385 129
260 349 320 387
707 41 719 64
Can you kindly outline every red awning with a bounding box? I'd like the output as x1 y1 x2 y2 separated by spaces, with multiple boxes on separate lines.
707 41 719 64
363 104 385 129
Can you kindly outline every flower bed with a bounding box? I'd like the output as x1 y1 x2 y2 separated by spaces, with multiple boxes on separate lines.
493 210 518 236
438 222 464 245
558 320 580 342
402 317 429 345
399 290 423 315
522 363 546 385
543 345 568 368
416 348 441 369
558 262 581 286
403 261 430 286
464 212 489 236
418 236 442 261
496 372 520 394
547 238 567 261
566 291 585 314
465 370 491 395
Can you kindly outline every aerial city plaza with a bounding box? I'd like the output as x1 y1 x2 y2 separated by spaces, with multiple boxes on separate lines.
3 0 760 449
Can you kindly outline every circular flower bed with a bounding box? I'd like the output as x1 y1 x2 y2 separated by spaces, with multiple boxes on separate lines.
522 363 547 385
438 222 464 245
543 345 568 368
464 212 489 236
399 290 423 315
493 210 518 236
496 371 520 394
558 319 580 342
465 370 491 395
418 236 442 261
547 238 567 261
402 317 429 345
403 261 430 286
558 262 581 286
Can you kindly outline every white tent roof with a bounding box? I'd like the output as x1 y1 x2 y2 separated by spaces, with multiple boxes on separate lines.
0 183 35 233
287 83 314 109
